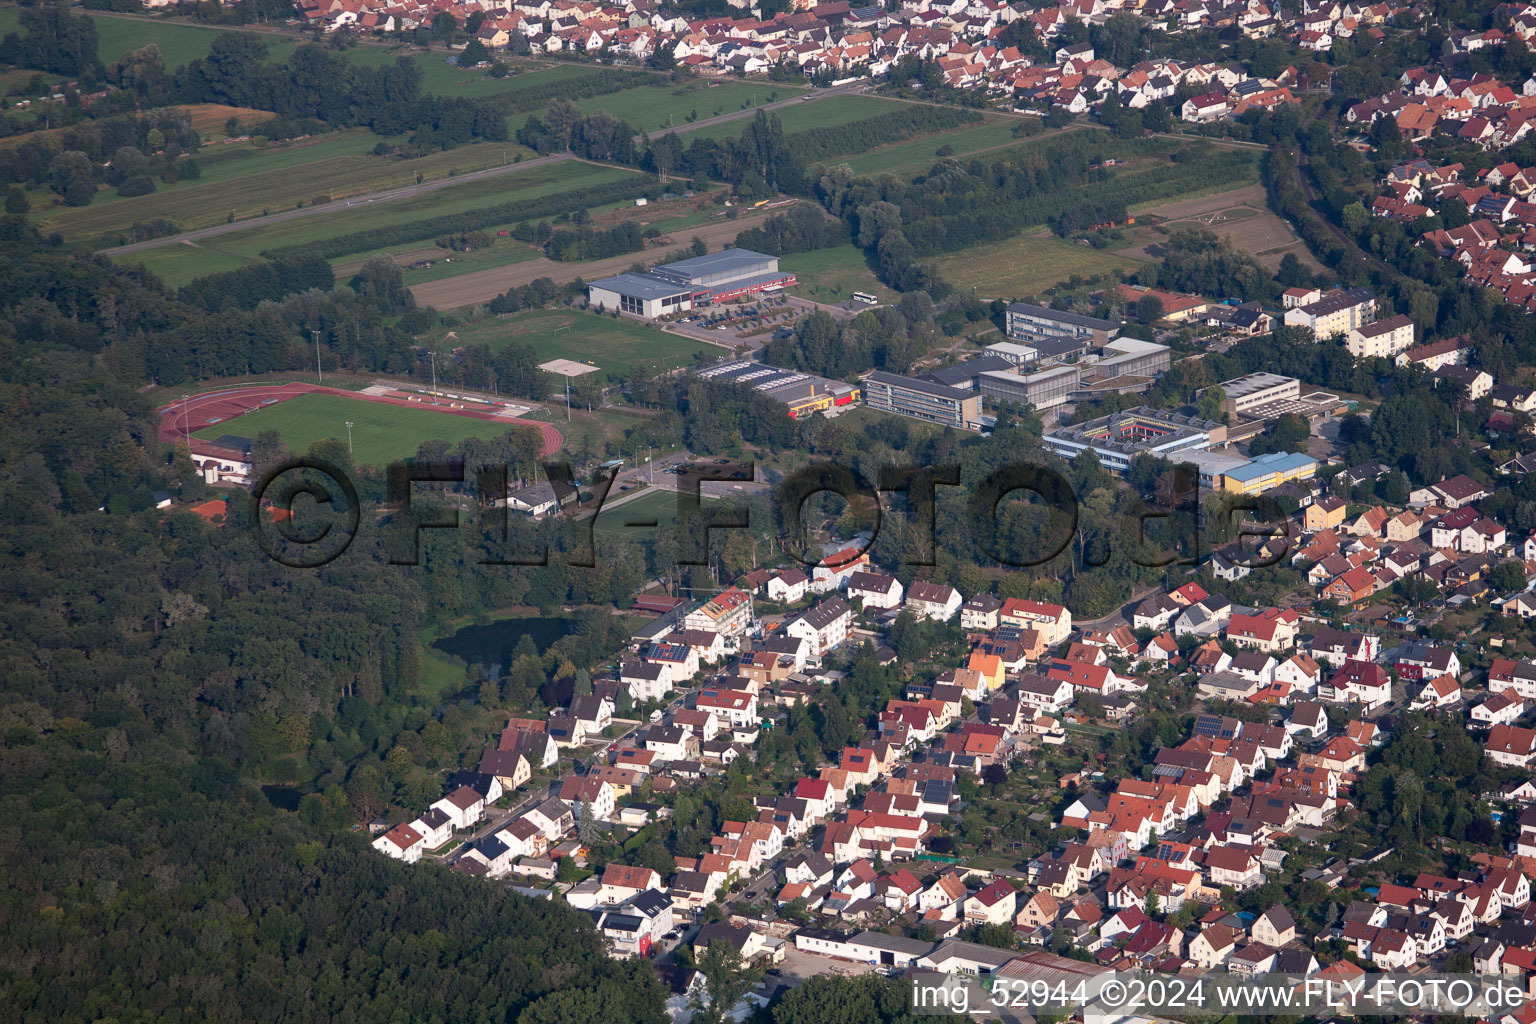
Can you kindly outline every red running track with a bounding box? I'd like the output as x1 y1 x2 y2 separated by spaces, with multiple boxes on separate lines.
157 382 564 458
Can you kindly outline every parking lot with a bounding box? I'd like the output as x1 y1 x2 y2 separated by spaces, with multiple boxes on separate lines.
662 295 867 350
775 947 887 985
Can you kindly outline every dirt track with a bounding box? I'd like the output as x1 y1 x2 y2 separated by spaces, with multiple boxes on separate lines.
410 211 773 309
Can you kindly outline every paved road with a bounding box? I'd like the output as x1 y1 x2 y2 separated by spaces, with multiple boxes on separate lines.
100 83 861 259
447 698 687 860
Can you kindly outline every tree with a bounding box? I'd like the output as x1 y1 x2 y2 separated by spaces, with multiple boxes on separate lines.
649 132 684 181
1135 294 1164 323
460 37 490 66
974 922 1018 949
576 800 600 845
1277 251 1309 288
3 5 102 75
690 941 762 1024
1196 386 1226 423
1492 560 1528 594
647 39 676 70
50 150 95 207
1341 201 1370 237
4 187 27 214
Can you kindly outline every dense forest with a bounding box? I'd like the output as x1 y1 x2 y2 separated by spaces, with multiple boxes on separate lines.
0 210 680 1016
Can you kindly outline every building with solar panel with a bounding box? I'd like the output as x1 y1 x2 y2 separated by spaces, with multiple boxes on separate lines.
587 248 795 318
695 360 859 419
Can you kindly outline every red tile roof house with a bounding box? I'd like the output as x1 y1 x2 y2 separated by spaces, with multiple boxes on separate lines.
965 878 1017 925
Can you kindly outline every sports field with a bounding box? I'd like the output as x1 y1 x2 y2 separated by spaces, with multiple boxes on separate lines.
430 309 719 379
191 392 532 466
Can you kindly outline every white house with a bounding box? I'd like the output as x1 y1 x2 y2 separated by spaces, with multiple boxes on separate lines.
905 581 963 621
783 597 853 657
695 688 759 729
431 785 486 830
373 822 425 863
767 568 810 603
621 660 672 703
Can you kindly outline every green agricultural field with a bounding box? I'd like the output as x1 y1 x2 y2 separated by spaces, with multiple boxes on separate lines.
679 94 903 142
932 231 1149 298
433 308 719 380
786 245 894 304
38 134 543 243
574 80 792 133
113 160 637 287
191 392 530 467
393 242 542 285
841 117 1025 176
0 9 302 71
412 54 604 100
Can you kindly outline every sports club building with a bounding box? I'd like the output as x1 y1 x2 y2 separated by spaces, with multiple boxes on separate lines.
587 249 795 318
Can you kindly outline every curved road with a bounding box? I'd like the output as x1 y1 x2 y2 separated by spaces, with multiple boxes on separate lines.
99 83 865 258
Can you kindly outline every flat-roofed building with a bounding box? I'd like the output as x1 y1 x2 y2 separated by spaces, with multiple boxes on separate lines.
696 360 859 419
1179 449 1254 489
1043 406 1225 474
978 364 1080 411
1218 450 1318 495
919 355 1015 391
977 339 1169 412
588 248 794 317
1086 337 1170 378
1217 372 1301 417
862 371 982 429
586 272 696 318
984 341 1043 366
1005 302 1121 346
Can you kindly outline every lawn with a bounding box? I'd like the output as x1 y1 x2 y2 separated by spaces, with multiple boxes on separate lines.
114 160 638 287
431 308 718 380
679 94 903 142
593 486 722 538
785 245 894 304
191 392 533 467
932 231 1149 298
841 117 1025 176
416 623 470 702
